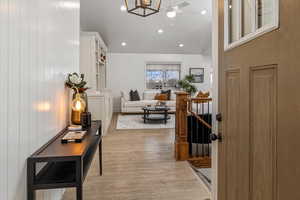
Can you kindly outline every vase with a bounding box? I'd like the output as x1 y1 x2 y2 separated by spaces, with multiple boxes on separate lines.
71 91 88 125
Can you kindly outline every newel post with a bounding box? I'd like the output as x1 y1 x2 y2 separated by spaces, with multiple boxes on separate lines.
175 92 189 161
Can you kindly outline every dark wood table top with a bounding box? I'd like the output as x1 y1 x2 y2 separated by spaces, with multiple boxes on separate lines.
142 106 170 111
30 121 102 159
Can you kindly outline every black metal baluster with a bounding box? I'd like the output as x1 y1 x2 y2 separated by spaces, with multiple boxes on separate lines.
194 102 199 157
202 102 205 157
189 113 193 157
207 102 210 157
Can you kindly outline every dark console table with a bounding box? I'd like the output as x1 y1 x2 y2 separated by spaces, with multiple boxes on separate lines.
27 120 102 200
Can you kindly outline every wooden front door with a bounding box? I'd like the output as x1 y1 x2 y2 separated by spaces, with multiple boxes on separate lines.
217 0 300 200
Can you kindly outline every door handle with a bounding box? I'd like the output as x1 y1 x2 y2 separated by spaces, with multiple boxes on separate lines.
216 113 222 122
210 133 222 142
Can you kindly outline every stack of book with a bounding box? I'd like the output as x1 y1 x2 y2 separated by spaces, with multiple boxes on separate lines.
61 131 87 143
61 125 86 143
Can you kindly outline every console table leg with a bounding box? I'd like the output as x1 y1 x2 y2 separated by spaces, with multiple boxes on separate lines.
99 140 103 176
27 189 36 200
27 159 36 200
76 186 83 200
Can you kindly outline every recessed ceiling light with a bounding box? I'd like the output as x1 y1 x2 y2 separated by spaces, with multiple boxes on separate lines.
157 29 164 34
121 42 127 46
201 10 207 15
179 43 184 47
120 5 127 11
167 10 176 18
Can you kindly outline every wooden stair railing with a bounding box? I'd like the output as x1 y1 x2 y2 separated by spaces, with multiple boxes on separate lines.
174 92 189 161
175 92 212 168
187 97 212 129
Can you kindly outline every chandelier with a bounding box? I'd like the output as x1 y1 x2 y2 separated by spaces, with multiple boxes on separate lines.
124 0 162 17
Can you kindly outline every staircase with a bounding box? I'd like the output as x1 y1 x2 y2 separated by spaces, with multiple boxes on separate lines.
174 92 212 168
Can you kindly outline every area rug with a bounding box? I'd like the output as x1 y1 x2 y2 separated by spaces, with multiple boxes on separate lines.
190 164 212 190
116 114 175 130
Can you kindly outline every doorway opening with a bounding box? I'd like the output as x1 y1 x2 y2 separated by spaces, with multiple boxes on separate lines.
72 0 217 199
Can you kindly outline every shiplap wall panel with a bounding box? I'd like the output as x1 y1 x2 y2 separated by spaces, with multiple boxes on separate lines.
0 0 9 199
0 0 80 199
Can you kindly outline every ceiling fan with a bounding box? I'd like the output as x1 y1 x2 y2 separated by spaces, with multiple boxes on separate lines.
163 0 191 18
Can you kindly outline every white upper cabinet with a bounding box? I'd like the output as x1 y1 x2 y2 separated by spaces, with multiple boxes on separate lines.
80 32 108 92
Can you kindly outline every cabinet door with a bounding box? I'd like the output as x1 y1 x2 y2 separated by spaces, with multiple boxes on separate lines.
80 36 97 90
88 96 105 135
88 97 104 120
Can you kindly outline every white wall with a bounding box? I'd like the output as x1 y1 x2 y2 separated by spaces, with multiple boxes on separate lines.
0 0 80 200
107 53 212 112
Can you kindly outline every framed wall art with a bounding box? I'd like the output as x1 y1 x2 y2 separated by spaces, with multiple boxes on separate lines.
189 68 204 83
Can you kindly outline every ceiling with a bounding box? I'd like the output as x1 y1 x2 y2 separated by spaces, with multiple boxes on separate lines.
80 0 212 55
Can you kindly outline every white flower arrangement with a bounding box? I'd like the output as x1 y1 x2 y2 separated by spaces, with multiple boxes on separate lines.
66 73 88 92
69 74 82 85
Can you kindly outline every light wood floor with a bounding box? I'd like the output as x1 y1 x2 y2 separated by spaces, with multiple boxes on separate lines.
63 114 211 200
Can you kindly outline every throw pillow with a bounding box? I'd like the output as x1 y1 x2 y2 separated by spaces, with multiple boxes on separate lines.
161 90 171 100
121 91 130 101
154 93 168 101
130 90 141 101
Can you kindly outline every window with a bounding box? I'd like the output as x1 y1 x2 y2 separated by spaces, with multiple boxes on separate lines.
242 0 253 37
257 0 275 28
228 0 239 43
146 64 180 90
225 0 278 50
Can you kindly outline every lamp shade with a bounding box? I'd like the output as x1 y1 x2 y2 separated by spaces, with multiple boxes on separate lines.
125 0 161 17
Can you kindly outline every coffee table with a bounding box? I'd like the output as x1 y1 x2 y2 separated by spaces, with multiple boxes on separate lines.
142 106 171 124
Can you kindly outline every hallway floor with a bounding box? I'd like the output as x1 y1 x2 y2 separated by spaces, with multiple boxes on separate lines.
62 115 211 200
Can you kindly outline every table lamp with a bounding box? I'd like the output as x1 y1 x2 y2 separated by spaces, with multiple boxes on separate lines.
71 88 86 125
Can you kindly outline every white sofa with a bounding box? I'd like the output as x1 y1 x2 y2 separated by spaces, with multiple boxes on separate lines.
121 90 176 113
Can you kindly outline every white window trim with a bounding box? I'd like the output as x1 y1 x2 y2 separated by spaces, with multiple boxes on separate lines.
224 0 279 51
144 62 182 90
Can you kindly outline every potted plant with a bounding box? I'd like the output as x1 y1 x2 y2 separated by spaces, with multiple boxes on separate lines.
178 75 198 95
